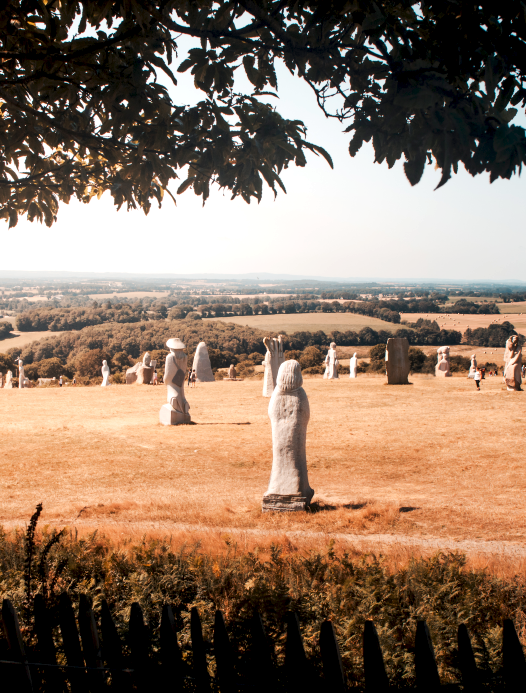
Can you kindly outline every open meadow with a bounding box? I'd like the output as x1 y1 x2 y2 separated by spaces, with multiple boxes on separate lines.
401 310 526 335
205 312 408 333
1 375 526 562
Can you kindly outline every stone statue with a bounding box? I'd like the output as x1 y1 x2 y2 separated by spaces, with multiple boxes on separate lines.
435 346 452 377
4 370 13 388
159 338 191 425
262 360 314 512
385 338 410 384
349 352 358 379
126 351 154 384
0 372 3 388
228 363 237 379
193 341 215 382
323 342 339 379
468 354 477 379
101 360 110 387
504 335 522 391
16 358 27 389
262 335 284 396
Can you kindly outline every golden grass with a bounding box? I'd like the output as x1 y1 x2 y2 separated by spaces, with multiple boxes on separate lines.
1 376 526 558
87 291 171 299
0 330 70 349
205 313 406 334
402 311 526 336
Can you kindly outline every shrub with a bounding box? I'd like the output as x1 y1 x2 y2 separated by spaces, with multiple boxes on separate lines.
299 346 324 370
0 321 13 339
38 357 65 379
450 355 471 373
75 349 110 379
408 347 427 373
0 352 14 375
112 351 133 370
185 312 202 320
284 349 303 361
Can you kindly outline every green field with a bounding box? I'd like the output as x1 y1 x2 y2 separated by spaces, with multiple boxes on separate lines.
204 312 405 334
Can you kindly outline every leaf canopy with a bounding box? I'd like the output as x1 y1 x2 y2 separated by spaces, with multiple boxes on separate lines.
1 0 525 226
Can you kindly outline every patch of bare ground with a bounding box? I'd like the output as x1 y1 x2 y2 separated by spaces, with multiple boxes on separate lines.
1 376 525 558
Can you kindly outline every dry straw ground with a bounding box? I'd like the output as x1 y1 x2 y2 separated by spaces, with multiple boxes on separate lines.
205 312 406 333
1 375 525 560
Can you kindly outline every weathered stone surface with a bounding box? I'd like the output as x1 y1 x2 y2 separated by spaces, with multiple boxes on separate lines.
193 341 215 382
349 353 358 379
468 354 477 379
159 338 191 425
262 335 284 397
504 335 522 391
4 370 13 388
16 358 27 388
323 342 339 379
101 360 111 386
228 363 237 379
435 346 452 377
126 352 154 384
262 360 314 511
385 338 410 384
136 365 153 385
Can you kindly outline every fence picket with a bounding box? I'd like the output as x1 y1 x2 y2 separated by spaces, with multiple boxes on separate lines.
249 610 277 692
58 593 89 693
1 599 34 693
363 621 389 692
415 621 441 691
285 611 313 692
503 618 526 689
190 607 210 693
78 594 106 691
320 620 346 693
128 602 151 692
457 624 481 691
214 610 237 693
33 594 65 693
100 599 131 692
160 604 184 691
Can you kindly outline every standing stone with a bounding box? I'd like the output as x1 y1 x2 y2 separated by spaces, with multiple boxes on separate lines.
159 338 191 425
504 335 522 391
126 351 154 384
0 372 3 388
323 342 339 379
193 341 215 382
385 338 410 384
228 363 237 379
349 352 358 379
435 346 452 377
101 360 111 386
262 335 284 397
468 354 477 379
16 359 27 389
4 370 13 388
262 360 314 512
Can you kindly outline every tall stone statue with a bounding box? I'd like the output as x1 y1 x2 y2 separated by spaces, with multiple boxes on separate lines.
262 360 314 512
126 351 154 384
228 363 237 379
385 338 410 384
101 360 111 387
159 338 191 425
349 352 358 379
323 342 339 379
193 341 215 382
5 370 13 388
262 335 284 397
504 335 522 391
435 346 452 377
16 358 27 389
468 354 477 379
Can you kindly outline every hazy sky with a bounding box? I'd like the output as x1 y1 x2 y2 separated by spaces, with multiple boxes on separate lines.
7 42 526 282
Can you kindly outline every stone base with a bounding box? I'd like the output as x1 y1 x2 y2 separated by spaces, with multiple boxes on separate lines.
159 403 191 426
223 377 244 381
262 494 313 512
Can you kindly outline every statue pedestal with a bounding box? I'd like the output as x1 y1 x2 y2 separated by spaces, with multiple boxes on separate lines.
159 404 191 426
262 493 313 512
223 377 244 381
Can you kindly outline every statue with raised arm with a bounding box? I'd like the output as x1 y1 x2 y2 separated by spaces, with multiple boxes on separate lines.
349 352 358 379
504 335 522 391
159 338 191 425
323 342 339 379
262 335 285 396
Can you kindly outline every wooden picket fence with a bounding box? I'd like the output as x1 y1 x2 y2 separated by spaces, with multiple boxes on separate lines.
1 594 525 691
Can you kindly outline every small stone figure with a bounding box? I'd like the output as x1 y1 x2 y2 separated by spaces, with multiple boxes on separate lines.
5 370 13 388
385 338 410 384
435 346 452 377
468 354 477 379
193 341 215 382
16 358 27 389
101 360 110 386
323 342 339 379
228 363 237 379
504 335 522 391
262 360 314 512
349 352 358 379
159 338 191 425
262 335 284 397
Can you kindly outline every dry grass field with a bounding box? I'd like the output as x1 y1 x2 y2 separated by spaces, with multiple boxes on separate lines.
0 329 70 350
206 312 408 334
1 376 525 560
401 311 526 336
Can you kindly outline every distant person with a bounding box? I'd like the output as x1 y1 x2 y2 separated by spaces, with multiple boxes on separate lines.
191 369 197 387
59 376 63 387
153 370 157 385
474 367 481 390
187 369 192 387
73 377 76 386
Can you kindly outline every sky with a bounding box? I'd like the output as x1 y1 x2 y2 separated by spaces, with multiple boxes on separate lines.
6 38 526 282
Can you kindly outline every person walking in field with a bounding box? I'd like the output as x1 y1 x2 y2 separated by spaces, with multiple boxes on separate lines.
153 370 157 385
187 369 192 387
474 367 481 390
59 376 63 387
191 369 197 387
